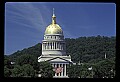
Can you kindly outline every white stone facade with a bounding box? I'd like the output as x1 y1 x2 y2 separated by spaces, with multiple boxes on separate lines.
42 34 66 56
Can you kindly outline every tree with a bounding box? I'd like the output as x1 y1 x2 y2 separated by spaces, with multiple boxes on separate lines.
22 64 35 77
15 54 36 66
94 59 115 78
67 64 80 78
11 64 35 77
4 55 14 69
77 63 96 78
4 66 11 77
9 43 42 61
11 65 23 77
38 61 54 78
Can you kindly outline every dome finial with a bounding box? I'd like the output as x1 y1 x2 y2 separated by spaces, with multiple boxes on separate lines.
53 8 54 15
52 8 56 24
52 8 55 17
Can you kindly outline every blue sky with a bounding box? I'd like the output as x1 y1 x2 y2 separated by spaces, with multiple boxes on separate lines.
5 2 116 55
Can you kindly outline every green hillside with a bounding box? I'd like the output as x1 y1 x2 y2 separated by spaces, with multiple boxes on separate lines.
4 35 116 78
8 35 116 63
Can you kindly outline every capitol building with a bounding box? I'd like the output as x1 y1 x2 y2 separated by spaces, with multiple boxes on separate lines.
38 9 73 78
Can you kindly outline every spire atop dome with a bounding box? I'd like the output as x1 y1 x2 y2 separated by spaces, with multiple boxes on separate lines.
53 8 55 17
52 8 56 24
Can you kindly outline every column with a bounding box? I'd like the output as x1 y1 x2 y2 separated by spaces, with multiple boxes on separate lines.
60 43 61 50
61 64 63 76
63 64 64 76
49 42 50 50
43 43 44 50
55 64 57 76
56 42 57 50
45 43 47 50
52 63 54 67
59 43 60 50
58 64 60 76
62 43 63 50
42 43 43 50
45 43 46 50
52 42 54 50
54 42 56 49
63 43 64 50
58 42 60 50
66 64 68 76
64 64 66 76
53 42 54 50
46 42 47 50
63 43 65 50
44 43 45 50
57 42 59 50
54 42 56 50
60 64 61 76
48 42 49 50
47 42 48 50
61 43 62 50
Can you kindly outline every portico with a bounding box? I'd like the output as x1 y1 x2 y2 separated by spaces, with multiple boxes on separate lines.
52 63 68 77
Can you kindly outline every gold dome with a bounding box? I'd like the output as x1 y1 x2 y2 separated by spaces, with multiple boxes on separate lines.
45 24 63 35
45 8 63 35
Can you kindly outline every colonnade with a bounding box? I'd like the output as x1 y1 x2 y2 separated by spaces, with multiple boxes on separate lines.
42 42 65 50
44 35 64 40
52 63 68 77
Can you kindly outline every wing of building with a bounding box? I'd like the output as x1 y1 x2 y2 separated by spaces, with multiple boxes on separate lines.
38 9 73 78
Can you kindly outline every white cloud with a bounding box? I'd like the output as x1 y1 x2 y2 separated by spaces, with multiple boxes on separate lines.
6 2 51 35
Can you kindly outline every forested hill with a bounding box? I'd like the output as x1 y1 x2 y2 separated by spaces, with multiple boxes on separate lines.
7 35 116 63
8 43 42 61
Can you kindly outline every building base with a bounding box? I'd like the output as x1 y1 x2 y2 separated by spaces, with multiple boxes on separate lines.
53 76 69 78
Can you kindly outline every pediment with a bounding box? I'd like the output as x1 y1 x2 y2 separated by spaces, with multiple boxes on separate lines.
47 57 71 63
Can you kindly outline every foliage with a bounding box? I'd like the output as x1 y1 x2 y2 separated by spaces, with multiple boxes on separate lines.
11 65 23 77
4 66 11 77
67 64 80 78
21 64 35 77
15 54 36 66
93 58 115 78
67 58 115 78
4 55 13 69
9 43 42 61
65 36 116 63
38 61 55 78
11 64 35 77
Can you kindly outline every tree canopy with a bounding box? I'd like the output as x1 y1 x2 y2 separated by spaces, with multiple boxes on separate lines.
38 61 54 78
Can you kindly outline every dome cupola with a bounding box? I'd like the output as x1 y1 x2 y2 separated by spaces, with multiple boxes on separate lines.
45 8 63 35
